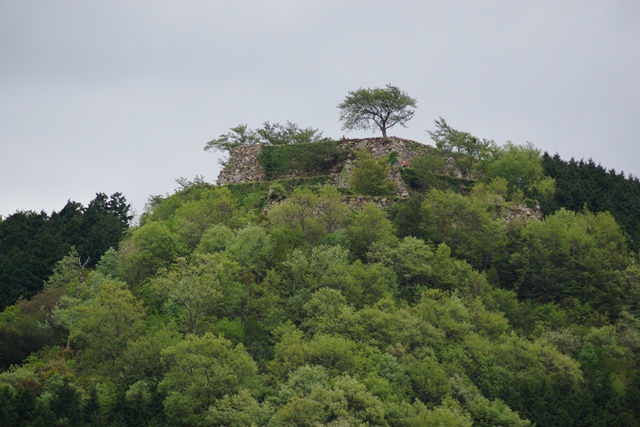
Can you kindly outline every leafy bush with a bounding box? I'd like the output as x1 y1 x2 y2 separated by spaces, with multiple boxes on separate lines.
349 150 398 196
400 167 473 193
388 151 398 165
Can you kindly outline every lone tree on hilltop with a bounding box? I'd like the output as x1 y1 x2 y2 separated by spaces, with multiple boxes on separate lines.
338 84 417 138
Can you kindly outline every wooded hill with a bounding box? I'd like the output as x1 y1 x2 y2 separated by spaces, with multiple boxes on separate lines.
1 126 640 426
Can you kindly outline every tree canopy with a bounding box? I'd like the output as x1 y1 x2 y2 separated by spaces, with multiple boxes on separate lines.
427 117 493 178
204 122 326 165
3 119 640 426
338 84 417 138
0 193 131 310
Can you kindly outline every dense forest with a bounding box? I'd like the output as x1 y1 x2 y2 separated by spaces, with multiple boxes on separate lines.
2 124 640 426
0 193 132 311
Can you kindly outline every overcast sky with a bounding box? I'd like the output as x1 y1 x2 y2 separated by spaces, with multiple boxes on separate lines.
2 1 639 218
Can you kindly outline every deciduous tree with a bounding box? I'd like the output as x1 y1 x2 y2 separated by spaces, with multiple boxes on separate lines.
204 124 260 165
338 84 417 138
348 203 397 259
422 189 506 270
159 333 259 424
75 280 146 364
153 254 228 333
349 150 398 196
427 117 493 178
511 209 628 312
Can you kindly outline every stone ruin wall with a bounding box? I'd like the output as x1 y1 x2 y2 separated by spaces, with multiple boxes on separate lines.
216 137 431 198
215 137 543 222
331 137 430 198
216 144 266 185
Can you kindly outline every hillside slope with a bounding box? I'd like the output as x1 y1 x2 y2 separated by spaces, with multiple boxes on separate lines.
1 138 640 426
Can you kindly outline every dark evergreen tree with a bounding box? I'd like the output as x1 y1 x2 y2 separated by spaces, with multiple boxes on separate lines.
0 193 131 309
542 152 640 251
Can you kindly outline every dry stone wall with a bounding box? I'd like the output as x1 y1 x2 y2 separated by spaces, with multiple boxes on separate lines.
333 137 431 197
218 137 543 222
503 204 544 222
215 137 543 222
216 137 432 198
216 144 266 185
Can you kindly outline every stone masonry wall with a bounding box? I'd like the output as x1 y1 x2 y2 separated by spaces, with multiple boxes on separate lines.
216 144 266 185
217 137 543 222
216 137 432 198
333 137 431 197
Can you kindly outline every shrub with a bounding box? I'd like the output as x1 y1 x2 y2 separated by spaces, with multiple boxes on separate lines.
349 150 398 196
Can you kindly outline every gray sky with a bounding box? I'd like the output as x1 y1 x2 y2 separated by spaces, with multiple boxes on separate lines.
2 1 639 218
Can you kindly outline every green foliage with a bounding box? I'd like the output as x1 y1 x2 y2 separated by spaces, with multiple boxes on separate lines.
225 225 274 277
0 291 60 370
403 350 451 403
268 186 351 250
401 150 448 190
410 398 474 427
422 188 507 270
348 202 398 259
34 373 85 426
479 142 556 205
542 152 640 251
205 122 328 166
118 221 186 285
117 324 181 385
195 223 235 254
144 181 217 221
387 151 398 165
338 84 417 138
159 333 259 424
225 181 271 212
207 390 274 426
74 279 146 365
0 193 131 310
511 209 629 314
268 187 324 248
428 117 493 178
5 141 640 426
391 236 435 290
259 139 347 179
172 186 239 249
204 122 323 158
316 185 351 234
256 121 327 146
301 245 396 308
153 254 228 333
204 123 261 165
390 237 479 300
349 149 398 196
270 371 387 426
95 247 119 278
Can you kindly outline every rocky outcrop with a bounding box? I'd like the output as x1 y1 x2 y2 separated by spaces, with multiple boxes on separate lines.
503 204 544 222
341 195 399 210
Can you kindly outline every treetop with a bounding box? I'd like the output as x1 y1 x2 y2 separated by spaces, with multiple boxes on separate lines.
338 84 417 138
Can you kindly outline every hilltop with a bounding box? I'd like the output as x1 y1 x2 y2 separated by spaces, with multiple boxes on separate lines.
2 124 640 426
217 137 430 195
